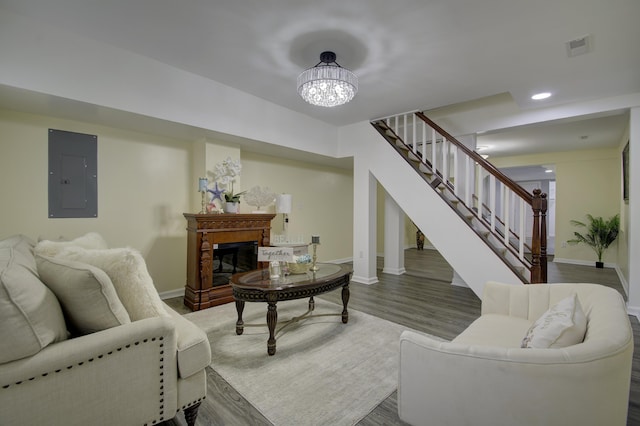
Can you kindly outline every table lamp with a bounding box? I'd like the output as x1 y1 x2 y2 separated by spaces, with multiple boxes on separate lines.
275 194 292 234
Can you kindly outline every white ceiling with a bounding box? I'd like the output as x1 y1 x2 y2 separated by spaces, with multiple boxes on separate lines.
1 0 638 162
478 111 630 157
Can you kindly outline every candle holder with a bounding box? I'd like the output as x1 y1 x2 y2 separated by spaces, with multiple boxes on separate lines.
310 242 319 272
198 177 209 214
200 190 208 214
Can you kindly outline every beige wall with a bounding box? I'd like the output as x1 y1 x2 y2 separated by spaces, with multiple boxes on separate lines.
491 148 621 264
0 109 192 293
240 151 353 263
0 108 354 295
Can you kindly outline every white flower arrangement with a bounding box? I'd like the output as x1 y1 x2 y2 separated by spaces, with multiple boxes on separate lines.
212 157 245 202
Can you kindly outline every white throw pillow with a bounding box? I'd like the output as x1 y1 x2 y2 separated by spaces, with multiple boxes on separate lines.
521 293 587 348
0 236 67 363
36 254 131 335
34 232 109 257
53 246 168 321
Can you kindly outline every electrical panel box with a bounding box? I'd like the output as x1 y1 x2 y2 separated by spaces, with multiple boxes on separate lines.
48 129 98 218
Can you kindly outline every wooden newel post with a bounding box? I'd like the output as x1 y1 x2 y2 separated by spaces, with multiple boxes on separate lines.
540 192 548 283
530 189 542 283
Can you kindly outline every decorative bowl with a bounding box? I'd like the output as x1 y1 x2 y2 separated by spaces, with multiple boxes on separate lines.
288 262 311 274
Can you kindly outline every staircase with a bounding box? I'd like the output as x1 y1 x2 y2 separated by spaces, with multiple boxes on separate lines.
370 112 548 288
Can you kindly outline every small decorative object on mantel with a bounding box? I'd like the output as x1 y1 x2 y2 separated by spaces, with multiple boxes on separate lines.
310 235 320 272
567 214 619 268
224 201 240 214
198 177 208 214
244 186 276 213
206 182 225 213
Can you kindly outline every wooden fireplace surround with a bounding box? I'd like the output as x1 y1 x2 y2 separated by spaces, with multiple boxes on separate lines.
183 213 275 310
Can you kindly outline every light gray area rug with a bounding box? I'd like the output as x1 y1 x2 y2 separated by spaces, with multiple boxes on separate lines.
184 298 413 426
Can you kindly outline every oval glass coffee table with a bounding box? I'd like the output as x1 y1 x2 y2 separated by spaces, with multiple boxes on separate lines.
230 263 352 355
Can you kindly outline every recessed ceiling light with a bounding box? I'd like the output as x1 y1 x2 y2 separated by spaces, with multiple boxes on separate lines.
531 92 552 100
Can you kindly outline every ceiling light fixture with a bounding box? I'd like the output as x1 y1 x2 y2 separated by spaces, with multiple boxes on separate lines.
531 92 552 100
297 51 358 107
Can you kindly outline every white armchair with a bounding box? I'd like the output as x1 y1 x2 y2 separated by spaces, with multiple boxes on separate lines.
398 281 633 426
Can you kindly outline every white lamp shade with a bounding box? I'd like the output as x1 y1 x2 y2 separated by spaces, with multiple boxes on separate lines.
275 194 292 214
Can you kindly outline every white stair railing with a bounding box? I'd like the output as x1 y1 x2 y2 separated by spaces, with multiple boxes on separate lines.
372 111 547 283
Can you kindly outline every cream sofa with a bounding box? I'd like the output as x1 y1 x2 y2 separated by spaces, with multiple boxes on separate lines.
398 281 633 426
0 234 211 426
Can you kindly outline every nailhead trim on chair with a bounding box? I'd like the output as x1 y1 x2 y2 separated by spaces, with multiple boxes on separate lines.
149 395 206 424
181 395 206 411
2 335 170 426
1 337 164 389
145 337 167 426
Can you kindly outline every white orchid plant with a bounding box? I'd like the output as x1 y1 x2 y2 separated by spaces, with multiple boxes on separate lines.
212 157 245 203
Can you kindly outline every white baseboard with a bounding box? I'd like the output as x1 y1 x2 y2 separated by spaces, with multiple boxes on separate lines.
351 275 379 285
627 305 640 322
330 257 353 264
552 257 616 268
382 267 407 275
450 274 469 288
159 288 184 300
614 265 630 298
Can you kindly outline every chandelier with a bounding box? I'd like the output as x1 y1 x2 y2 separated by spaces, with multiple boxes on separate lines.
297 51 358 107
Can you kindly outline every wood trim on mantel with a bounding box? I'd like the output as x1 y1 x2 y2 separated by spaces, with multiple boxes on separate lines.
183 213 276 310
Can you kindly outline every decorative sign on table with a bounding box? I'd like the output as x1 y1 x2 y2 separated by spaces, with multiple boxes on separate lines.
258 247 294 262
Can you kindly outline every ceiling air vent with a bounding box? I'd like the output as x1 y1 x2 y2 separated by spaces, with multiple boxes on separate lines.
566 35 591 57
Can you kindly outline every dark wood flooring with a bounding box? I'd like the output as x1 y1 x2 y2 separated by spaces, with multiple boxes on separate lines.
163 249 639 426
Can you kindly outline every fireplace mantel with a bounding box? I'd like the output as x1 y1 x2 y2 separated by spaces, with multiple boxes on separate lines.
183 213 275 310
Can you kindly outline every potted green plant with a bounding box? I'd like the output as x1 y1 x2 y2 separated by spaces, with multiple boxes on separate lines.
567 214 620 268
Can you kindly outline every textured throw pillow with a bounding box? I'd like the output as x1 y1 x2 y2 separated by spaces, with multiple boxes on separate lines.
53 246 168 321
0 236 68 364
36 254 131 335
34 232 109 258
521 293 587 349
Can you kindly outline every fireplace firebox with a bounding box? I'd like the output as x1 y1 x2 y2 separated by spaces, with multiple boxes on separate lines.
212 241 258 286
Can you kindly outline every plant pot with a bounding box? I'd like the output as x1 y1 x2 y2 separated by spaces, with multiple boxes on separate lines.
225 202 239 214
596 261 604 269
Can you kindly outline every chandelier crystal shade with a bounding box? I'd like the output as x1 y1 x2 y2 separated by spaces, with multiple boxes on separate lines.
297 51 358 107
